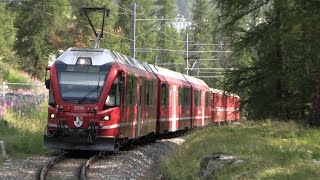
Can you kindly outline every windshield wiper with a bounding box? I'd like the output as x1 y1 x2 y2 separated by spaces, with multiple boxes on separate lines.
78 72 102 104
78 85 100 104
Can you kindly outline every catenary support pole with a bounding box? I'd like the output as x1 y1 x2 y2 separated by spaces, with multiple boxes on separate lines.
131 3 136 59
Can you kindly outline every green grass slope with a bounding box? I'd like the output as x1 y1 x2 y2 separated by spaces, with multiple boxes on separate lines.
160 121 320 179
0 61 50 165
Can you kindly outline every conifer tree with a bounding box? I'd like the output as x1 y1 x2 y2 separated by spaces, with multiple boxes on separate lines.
214 0 320 124
13 0 70 78
0 3 16 59
189 0 212 76
114 0 132 56
68 0 120 51
115 0 157 62
155 0 184 71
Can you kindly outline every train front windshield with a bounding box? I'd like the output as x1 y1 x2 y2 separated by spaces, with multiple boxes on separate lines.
56 62 112 104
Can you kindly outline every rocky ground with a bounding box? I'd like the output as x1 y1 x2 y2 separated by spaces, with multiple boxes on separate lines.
0 136 186 180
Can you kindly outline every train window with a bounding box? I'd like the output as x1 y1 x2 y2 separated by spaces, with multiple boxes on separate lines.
145 80 154 106
149 81 154 105
132 77 137 105
126 76 137 106
205 92 210 107
194 90 201 107
178 87 183 106
149 81 153 105
145 80 149 105
184 87 191 107
105 77 120 107
161 83 169 106
48 80 56 107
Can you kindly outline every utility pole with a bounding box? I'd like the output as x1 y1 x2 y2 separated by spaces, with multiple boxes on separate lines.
185 31 189 75
131 3 136 59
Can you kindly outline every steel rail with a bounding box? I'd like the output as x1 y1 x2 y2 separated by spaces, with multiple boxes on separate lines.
36 151 68 180
79 154 101 180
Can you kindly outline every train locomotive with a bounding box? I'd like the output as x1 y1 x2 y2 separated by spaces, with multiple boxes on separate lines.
43 47 240 152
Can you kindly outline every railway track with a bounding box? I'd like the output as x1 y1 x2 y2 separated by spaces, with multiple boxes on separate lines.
36 151 103 180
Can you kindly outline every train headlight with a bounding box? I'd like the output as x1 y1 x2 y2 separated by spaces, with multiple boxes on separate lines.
103 115 110 121
50 114 55 119
76 57 92 65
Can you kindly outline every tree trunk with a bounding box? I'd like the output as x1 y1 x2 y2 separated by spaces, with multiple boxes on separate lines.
310 73 320 126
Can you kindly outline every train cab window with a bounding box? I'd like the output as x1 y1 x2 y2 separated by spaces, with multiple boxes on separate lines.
126 75 137 106
48 80 56 107
205 92 210 107
105 77 120 107
194 90 201 107
161 83 169 107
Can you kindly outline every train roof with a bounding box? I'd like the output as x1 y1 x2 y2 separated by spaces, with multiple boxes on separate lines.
183 75 210 89
148 65 211 90
56 48 150 72
210 88 240 98
55 48 214 91
149 65 187 81
56 48 115 66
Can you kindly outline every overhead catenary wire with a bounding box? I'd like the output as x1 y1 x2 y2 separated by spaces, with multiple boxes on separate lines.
16 1 133 44
3 0 233 76
136 48 232 53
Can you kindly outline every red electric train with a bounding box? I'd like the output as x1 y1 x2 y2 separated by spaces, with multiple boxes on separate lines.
43 48 240 152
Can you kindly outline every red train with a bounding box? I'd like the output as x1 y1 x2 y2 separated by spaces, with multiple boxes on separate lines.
43 48 240 151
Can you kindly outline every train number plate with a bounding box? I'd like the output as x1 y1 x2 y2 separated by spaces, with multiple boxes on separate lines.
74 106 85 111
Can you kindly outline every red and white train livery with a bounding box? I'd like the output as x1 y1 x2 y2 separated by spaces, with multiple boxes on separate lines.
44 48 240 151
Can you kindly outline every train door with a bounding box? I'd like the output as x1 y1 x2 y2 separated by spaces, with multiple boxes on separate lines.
159 83 169 132
136 77 143 138
125 75 137 139
172 85 177 131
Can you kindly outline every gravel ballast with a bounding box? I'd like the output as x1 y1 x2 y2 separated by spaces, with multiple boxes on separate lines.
0 136 186 180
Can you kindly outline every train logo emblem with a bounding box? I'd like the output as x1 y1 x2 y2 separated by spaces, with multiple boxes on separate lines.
74 117 83 127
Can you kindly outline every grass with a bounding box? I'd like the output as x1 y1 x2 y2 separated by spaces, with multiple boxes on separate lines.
159 120 320 179
0 102 51 164
3 69 29 83
0 61 50 165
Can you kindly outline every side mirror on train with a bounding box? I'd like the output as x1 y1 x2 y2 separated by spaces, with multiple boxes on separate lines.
45 79 50 89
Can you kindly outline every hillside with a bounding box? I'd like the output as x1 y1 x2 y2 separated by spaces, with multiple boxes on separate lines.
160 121 320 179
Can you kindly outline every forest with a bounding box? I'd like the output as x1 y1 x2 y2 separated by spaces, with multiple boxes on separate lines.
0 0 319 125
